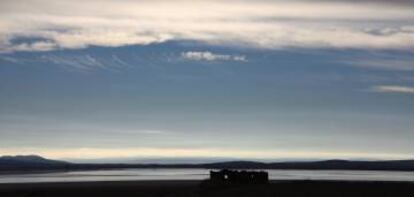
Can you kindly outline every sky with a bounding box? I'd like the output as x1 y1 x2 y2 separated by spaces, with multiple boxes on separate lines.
1 0 414 162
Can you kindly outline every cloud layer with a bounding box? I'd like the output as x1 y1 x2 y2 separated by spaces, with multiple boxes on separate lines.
1 0 414 52
2 147 413 160
182 51 246 62
372 85 414 94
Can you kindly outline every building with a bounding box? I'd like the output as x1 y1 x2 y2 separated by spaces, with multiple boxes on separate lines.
210 169 269 184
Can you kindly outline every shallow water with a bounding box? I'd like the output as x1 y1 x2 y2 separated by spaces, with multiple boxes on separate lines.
1 169 414 183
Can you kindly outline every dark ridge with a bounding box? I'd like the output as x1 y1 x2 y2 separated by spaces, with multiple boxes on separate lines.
0 155 67 164
0 155 69 172
1 155 414 173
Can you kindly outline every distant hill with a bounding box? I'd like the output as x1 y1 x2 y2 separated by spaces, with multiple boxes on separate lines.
203 161 268 169
0 155 67 164
0 155 69 171
1 155 414 172
180 159 414 171
204 160 414 171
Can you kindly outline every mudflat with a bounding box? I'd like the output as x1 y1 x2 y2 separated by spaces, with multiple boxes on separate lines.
0 180 413 197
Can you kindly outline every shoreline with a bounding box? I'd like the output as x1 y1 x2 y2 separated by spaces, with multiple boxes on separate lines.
3 167 414 175
1 180 413 197
1 179 414 185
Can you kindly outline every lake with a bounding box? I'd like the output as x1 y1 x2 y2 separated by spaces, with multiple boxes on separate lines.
1 169 414 183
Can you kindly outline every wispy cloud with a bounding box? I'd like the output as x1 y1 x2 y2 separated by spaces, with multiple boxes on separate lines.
40 54 108 71
347 58 414 71
372 85 414 94
1 147 413 160
1 0 414 52
34 53 136 72
181 51 247 62
122 130 169 135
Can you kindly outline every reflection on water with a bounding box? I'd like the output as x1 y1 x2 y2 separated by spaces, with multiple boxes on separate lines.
1 169 414 183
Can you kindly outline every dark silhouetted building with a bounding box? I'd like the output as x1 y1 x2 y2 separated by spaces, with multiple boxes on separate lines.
210 169 268 184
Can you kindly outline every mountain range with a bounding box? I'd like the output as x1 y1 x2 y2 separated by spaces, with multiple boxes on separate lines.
1 155 414 172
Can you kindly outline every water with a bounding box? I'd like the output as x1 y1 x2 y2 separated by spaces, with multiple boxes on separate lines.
1 169 414 183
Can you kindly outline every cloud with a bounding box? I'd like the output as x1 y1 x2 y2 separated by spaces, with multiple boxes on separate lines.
1 0 414 52
181 51 247 62
1 147 413 160
37 53 137 71
372 85 414 94
120 130 169 135
310 0 414 6
347 58 414 71
39 54 108 71
315 0 414 6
